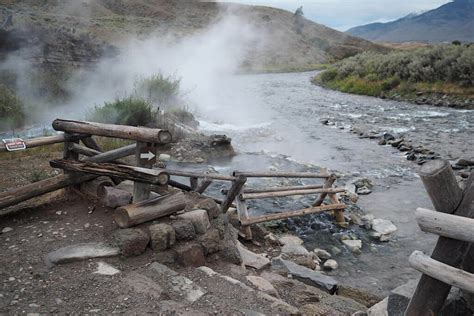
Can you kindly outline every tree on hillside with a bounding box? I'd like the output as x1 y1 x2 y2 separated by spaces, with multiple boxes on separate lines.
294 6 304 34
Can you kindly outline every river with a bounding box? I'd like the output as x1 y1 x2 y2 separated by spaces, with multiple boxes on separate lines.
190 71 473 295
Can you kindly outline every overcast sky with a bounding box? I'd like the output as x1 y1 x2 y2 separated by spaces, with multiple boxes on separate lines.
217 0 451 31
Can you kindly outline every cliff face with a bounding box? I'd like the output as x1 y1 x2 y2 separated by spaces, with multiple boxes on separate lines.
1 0 387 72
347 0 474 43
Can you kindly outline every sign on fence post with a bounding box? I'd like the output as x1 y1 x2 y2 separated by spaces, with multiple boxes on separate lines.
133 141 157 202
2 138 26 151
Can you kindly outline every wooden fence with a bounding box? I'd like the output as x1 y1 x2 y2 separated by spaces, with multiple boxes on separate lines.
405 159 474 315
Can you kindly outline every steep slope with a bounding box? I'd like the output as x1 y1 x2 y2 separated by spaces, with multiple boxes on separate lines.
0 0 387 71
347 0 474 43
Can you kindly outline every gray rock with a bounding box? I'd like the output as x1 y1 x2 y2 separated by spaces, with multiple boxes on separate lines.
192 197 221 219
149 224 175 251
367 297 388 316
361 214 375 229
171 219 196 241
237 242 270 270
177 209 210 234
93 261 120 275
246 275 279 297
387 280 418 316
150 262 206 303
314 248 331 260
323 259 338 271
371 219 397 241
278 234 304 246
46 242 120 266
342 240 362 253
101 186 132 208
281 243 309 256
2 227 13 233
175 242 206 267
271 257 338 294
112 228 149 257
357 187 372 195
198 228 222 255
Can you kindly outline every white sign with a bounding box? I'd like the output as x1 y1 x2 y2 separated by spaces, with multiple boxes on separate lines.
140 151 156 161
2 138 26 151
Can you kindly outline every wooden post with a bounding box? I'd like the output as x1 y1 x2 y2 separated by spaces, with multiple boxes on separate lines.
405 162 473 316
221 175 247 213
133 141 156 203
236 187 252 240
190 177 198 191
329 191 346 226
313 174 336 206
196 178 212 194
63 132 79 161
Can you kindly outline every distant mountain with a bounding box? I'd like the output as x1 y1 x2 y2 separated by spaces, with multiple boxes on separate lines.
346 0 474 43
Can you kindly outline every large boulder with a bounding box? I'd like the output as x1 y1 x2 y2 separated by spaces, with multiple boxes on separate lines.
174 242 206 267
112 228 150 257
177 209 210 234
171 219 196 241
149 223 176 251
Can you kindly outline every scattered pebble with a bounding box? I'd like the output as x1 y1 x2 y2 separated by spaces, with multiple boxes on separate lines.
2 227 13 233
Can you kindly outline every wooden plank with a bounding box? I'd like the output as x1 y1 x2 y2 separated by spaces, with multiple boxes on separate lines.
243 184 323 194
0 173 96 210
0 134 85 153
220 176 247 213
313 175 337 206
416 207 474 243
114 192 186 228
241 187 345 200
240 203 346 226
50 159 169 185
409 250 474 294
52 119 172 144
233 171 331 178
166 169 235 181
406 167 474 316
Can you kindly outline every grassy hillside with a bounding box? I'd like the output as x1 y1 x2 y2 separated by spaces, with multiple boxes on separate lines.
0 0 388 72
313 44 474 109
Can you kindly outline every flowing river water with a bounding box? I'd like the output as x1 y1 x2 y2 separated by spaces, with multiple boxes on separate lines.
186 71 473 295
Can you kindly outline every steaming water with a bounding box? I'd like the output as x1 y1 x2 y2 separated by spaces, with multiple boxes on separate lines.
193 71 473 294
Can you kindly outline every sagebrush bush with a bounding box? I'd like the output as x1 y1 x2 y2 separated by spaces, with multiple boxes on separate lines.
134 73 181 109
0 85 25 130
320 44 474 86
87 97 156 126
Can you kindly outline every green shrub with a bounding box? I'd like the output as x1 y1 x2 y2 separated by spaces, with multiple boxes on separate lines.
320 68 338 82
0 85 25 130
87 97 156 126
134 73 181 109
381 76 401 91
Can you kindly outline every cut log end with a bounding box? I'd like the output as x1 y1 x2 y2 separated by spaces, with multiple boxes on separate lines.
419 159 450 177
113 208 131 228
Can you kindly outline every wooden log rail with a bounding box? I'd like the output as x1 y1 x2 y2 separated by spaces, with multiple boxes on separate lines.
405 161 474 316
233 171 331 178
52 119 172 144
240 203 346 226
166 169 235 181
50 159 169 185
241 187 345 200
409 251 474 294
0 134 86 153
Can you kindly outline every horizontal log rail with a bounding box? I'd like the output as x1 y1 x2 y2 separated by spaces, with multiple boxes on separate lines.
243 184 324 194
52 119 172 144
409 251 474 294
50 159 169 185
233 171 331 178
0 134 86 153
241 187 345 200
240 203 346 226
415 208 474 244
0 173 96 211
166 169 235 181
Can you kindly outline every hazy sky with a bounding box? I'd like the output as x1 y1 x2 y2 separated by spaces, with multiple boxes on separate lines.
218 0 451 31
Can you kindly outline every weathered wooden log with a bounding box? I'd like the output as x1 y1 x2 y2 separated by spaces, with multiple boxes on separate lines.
190 177 198 191
0 134 85 153
233 171 331 178
418 159 463 215
50 159 169 185
240 203 346 226
166 169 235 181
81 136 102 152
406 165 474 316
241 187 345 200
416 207 474 243
243 184 323 194
114 191 186 228
133 141 151 203
409 250 474 294
84 144 136 163
168 179 192 191
196 178 212 194
52 119 172 144
221 176 247 213
0 173 96 211
79 176 114 199
313 175 337 207
329 191 346 225
69 143 101 157
236 188 252 239
63 132 79 161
